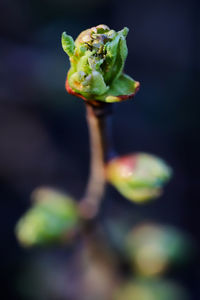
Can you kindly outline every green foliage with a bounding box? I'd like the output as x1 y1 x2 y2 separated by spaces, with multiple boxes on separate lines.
15 187 79 247
106 153 172 202
62 24 139 102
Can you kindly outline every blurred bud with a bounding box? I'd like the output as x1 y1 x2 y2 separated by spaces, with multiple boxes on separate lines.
106 153 172 202
15 187 80 247
113 278 190 300
125 223 191 277
62 25 139 103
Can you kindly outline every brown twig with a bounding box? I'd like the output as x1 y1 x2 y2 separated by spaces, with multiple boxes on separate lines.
79 102 115 219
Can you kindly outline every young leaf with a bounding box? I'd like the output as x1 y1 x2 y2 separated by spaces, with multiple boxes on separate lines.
62 32 75 57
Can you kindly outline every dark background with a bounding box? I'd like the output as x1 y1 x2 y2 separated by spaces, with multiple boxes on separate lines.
0 0 199 299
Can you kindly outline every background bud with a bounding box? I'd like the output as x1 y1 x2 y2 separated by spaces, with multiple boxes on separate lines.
15 187 79 247
125 223 191 277
106 153 172 202
62 25 139 102
113 278 190 300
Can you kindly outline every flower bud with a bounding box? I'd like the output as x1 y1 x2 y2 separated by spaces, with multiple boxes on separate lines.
62 25 139 103
106 153 172 202
114 278 189 300
125 223 191 277
15 187 79 247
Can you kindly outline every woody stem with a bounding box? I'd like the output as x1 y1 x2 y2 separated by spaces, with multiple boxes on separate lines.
79 102 114 219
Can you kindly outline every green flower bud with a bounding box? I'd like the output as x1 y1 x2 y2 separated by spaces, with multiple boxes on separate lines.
15 187 80 247
125 223 191 277
114 278 189 300
106 153 172 202
62 25 140 103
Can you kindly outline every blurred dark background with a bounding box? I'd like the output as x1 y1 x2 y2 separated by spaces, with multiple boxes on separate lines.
0 0 199 299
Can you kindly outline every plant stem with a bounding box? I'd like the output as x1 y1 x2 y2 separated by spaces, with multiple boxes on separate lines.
79 102 114 219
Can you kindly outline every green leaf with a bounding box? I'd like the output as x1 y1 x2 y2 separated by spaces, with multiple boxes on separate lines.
69 70 109 96
62 32 75 57
96 74 140 103
102 28 128 84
